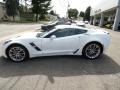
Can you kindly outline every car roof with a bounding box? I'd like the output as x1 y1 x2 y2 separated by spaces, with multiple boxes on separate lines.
55 25 86 30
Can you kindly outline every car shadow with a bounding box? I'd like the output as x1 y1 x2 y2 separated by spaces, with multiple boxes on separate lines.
0 54 120 83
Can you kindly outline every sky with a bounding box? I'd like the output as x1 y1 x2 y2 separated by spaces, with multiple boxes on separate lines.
0 0 102 17
52 0 102 17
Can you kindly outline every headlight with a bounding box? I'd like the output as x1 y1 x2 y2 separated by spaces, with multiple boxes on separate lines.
4 40 12 45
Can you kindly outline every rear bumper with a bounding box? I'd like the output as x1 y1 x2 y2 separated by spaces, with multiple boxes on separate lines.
103 35 111 52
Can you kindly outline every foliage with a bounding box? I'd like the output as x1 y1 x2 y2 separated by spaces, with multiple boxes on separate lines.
79 11 84 17
68 8 78 19
4 0 19 21
84 6 91 21
19 4 25 14
31 0 52 21
49 10 55 15
20 12 34 21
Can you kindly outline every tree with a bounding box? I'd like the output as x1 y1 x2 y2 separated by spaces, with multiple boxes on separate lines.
31 0 51 21
68 8 78 19
24 0 31 12
19 4 25 13
4 0 19 21
84 6 91 21
49 10 55 15
79 11 84 17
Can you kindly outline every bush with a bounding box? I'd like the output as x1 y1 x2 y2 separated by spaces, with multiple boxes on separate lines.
20 12 34 21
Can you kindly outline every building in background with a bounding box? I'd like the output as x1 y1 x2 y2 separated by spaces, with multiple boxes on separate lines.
90 0 120 31
0 2 20 21
0 2 8 21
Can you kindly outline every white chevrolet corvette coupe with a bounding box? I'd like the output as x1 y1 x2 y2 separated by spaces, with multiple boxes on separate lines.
2 25 110 62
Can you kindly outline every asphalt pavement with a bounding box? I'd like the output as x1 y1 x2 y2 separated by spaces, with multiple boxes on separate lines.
0 24 119 90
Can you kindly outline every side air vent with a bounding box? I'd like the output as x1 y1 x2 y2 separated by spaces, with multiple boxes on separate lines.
30 42 41 51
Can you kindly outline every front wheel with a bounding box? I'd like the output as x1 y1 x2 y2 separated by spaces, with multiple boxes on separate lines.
82 43 103 59
6 45 29 62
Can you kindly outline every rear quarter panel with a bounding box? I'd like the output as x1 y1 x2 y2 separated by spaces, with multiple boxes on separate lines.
76 33 110 55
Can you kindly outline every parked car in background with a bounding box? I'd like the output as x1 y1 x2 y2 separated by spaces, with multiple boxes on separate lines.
76 21 86 27
2 25 110 62
84 21 89 24
41 20 72 31
41 21 62 31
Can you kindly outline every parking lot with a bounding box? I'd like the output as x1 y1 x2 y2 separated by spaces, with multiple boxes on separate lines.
0 24 120 90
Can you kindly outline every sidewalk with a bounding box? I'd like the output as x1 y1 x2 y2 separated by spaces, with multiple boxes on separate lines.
86 24 112 30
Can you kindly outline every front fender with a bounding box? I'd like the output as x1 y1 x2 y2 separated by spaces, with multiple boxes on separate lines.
3 40 36 58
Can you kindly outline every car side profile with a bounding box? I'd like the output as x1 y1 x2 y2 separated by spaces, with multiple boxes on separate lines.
2 25 110 62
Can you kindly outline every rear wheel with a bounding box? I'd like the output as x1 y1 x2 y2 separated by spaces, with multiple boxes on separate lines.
82 42 103 59
6 45 29 62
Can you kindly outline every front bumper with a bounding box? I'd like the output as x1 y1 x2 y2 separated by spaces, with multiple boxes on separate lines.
1 44 8 58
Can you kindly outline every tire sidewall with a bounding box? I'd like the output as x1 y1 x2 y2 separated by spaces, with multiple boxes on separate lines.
82 43 103 60
6 45 29 62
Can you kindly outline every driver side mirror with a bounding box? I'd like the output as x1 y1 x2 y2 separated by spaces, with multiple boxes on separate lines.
50 35 56 40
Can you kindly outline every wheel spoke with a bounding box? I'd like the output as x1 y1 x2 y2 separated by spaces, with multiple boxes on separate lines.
85 44 101 59
9 47 25 61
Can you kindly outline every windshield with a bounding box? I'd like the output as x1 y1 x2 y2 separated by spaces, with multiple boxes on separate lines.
36 31 48 37
37 26 56 37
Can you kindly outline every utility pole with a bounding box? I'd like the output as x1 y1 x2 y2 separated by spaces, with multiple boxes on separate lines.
66 0 70 18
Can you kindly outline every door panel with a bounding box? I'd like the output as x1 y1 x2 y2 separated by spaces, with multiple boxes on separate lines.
41 35 80 55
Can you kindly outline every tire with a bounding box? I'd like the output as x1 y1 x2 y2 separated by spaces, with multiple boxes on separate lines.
82 42 103 60
6 44 29 62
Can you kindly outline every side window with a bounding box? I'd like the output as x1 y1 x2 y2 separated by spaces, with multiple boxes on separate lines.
75 29 87 34
45 29 69 38
45 28 87 38
65 28 87 36
67 28 76 36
